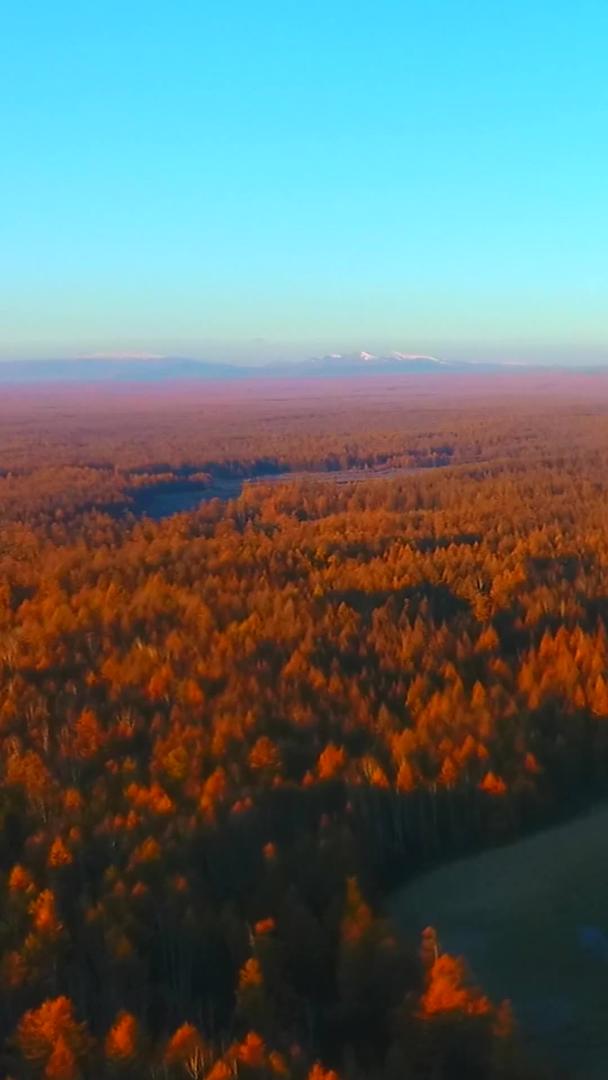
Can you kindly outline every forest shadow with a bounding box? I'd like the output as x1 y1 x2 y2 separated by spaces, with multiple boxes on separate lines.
327 582 472 623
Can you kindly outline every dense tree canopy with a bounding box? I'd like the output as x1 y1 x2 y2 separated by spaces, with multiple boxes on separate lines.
2 375 601 1077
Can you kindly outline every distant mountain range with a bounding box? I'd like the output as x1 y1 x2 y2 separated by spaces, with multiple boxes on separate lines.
0 352 531 383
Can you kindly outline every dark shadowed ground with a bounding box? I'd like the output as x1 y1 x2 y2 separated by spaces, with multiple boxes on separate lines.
130 465 426 518
389 803 608 1078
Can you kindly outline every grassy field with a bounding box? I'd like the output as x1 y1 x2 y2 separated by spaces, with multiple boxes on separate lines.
389 804 608 1078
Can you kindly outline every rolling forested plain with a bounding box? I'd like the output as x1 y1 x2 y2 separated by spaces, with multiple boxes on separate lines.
3 373 608 1078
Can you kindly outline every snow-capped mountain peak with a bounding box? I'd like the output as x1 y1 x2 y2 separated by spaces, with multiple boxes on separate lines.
389 351 445 364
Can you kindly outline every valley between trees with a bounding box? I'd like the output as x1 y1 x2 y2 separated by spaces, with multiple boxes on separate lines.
2 373 608 1078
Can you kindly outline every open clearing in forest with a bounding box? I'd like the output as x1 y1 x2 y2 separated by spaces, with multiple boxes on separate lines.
389 803 608 1078
131 464 428 518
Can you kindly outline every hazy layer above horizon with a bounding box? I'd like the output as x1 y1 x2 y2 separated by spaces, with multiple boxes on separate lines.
3 353 608 384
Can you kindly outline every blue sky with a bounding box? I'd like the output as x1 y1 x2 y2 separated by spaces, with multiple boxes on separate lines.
1 0 607 364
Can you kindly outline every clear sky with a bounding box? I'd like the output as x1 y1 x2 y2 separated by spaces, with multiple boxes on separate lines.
1 0 607 365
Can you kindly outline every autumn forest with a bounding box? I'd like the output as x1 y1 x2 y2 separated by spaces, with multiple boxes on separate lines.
2 374 607 1079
